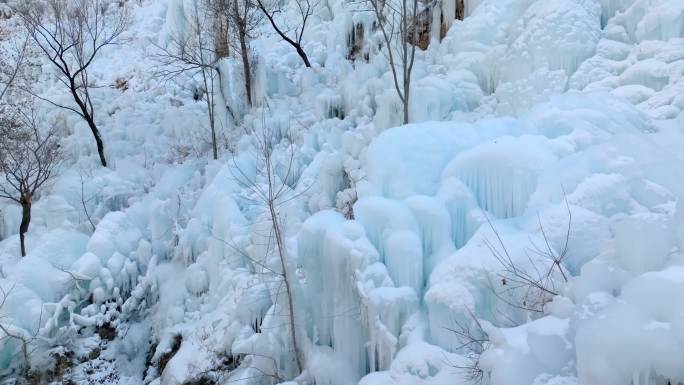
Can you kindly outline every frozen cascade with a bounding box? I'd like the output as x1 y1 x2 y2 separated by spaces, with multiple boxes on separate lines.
382 231 423 297
359 285 418 373
364 123 468 199
298 210 348 347
3 0 684 382
299 210 423 379
595 0 636 26
404 196 455 287
437 177 484 249
614 0 684 43
299 212 378 378
191 167 246 267
325 222 377 379
443 136 557 218
496 0 602 85
354 197 424 291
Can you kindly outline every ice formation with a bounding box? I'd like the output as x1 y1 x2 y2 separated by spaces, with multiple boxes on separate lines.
0 0 683 384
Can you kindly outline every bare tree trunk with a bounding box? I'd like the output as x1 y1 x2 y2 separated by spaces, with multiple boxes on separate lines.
86 117 107 167
403 81 410 124
235 0 253 106
206 69 219 160
205 82 218 161
68 82 107 167
400 0 416 124
293 45 311 68
240 35 252 106
209 111 218 160
19 195 31 257
197 3 219 161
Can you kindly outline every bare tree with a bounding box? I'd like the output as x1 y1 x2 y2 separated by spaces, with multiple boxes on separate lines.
262 139 302 374
0 104 62 257
15 0 129 167
155 1 229 160
256 0 316 68
229 118 306 375
368 0 418 124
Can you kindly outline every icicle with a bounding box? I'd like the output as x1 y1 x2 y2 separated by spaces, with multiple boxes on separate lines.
299 212 379 378
443 136 556 218
354 197 429 292
405 195 455 287
438 177 480 248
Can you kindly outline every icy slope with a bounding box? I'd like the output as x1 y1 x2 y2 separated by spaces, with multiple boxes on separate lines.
299 91 684 385
0 0 683 384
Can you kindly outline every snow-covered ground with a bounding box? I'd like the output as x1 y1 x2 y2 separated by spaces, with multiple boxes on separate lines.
1 0 684 384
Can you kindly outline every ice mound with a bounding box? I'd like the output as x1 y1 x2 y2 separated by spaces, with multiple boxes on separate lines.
576 266 684 385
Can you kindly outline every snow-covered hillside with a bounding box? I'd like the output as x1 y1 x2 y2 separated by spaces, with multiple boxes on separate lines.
1 0 684 384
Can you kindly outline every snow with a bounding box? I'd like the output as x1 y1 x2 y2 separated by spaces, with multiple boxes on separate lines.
0 0 683 383
575 267 684 385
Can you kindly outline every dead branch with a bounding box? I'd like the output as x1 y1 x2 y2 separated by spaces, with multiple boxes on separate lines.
485 192 572 315
444 307 490 385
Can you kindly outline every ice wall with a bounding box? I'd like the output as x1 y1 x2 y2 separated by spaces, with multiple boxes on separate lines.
298 211 420 380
